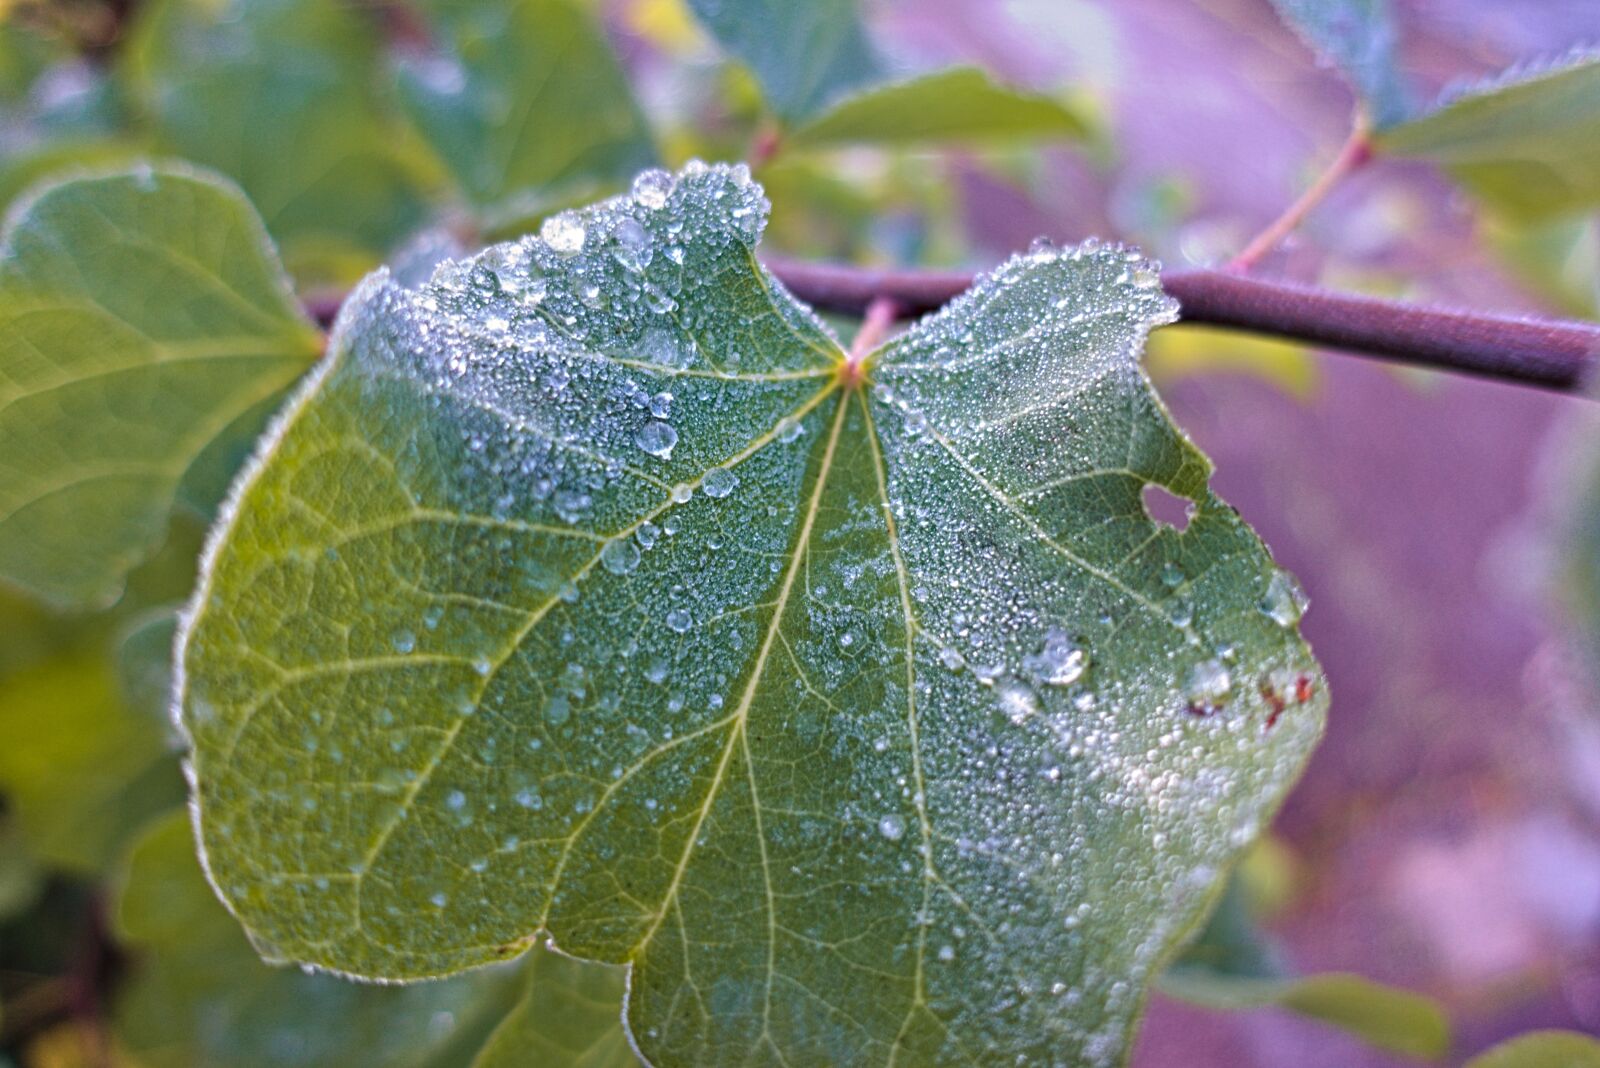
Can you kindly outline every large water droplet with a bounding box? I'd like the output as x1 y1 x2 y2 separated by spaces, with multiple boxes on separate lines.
878 813 906 841
601 538 640 575
997 679 1039 724
612 217 653 272
1185 658 1232 708
634 420 678 458
541 212 585 255
545 694 571 725
391 629 416 654
1024 628 1088 686
665 608 692 633
631 168 675 209
702 467 739 498
1259 569 1309 627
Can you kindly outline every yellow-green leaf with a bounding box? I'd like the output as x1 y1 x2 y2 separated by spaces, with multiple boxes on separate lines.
788 67 1093 151
1376 50 1600 222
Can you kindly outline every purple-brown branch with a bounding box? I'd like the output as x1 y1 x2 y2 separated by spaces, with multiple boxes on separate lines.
763 257 1600 394
305 259 1600 395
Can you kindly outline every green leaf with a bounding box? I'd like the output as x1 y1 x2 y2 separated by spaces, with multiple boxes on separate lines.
121 0 435 276
0 819 43 922
472 947 634 1068
178 163 1325 1065
113 811 523 1068
786 67 1094 151
1268 0 1412 127
398 0 657 235
0 165 320 607
1163 971 1450 1059
1375 50 1600 222
686 0 886 123
1163 868 1449 1058
0 650 182 873
1464 1031 1600 1068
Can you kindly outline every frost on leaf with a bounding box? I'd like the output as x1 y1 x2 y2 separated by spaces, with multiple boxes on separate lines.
178 163 1326 1067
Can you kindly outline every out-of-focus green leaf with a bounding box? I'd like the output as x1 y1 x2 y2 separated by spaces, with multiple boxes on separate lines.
112 811 523 1068
399 0 656 235
0 650 181 873
115 607 180 726
1146 325 1321 401
122 0 436 276
1376 50 1600 222
1163 876 1450 1059
179 163 1324 1066
1482 211 1600 319
788 67 1093 150
0 819 43 921
0 139 141 214
1464 1032 1600 1068
472 947 634 1068
1267 0 1411 127
0 166 320 607
686 0 885 123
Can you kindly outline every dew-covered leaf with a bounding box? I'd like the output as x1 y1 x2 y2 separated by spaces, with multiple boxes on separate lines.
472 947 634 1067
1267 0 1411 127
0 166 320 607
179 163 1325 1066
112 811 523 1068
787 67 1093 150
1162 877 1449 1058
121 0 435 277
1376 50 1600 222
686 0 886 123
1464 1031 1600 1068
398 0 656 235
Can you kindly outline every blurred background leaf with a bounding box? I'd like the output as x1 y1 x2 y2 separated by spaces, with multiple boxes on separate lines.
784 66 1094 151
398 0 657 237
470 946 632 1068
1266 0 1412 128
685 0 885 123
119 0 440 284
0 167 320 607
111 813 523 1068
1463 1031 1600 1068
1376 51 1600 224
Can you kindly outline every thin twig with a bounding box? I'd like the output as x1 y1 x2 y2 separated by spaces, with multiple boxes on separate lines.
1227 115 1374 273
762 258 1600 394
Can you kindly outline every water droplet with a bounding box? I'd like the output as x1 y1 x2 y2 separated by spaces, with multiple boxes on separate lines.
612 217 653 272
515 788 542 810
631 168 675 209
938 944 956 962
1185 658 1232 708
601 537 640 575
1160 562 1184 588
430 892 449 908
634 420 678 458
702 467 738 498
645 658 669 684
391 629 416 654
878 814 906 840
665 608 692 633
545 694 571 725
541 212 585 255
670 483 693 504
938 647 966 671
997 679 1039 724
1023 628 1088 686
1259 569 1309 627
446 790 467 810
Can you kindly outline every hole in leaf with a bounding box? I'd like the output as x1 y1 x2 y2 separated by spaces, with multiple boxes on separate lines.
1142 483 1193 532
